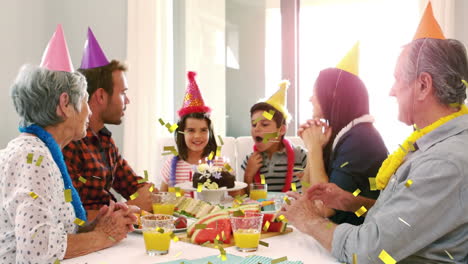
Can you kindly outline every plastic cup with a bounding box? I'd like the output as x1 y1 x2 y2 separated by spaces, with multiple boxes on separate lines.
230 212 263 252
249 183 268 200
141 214 174 256
152 192 176 215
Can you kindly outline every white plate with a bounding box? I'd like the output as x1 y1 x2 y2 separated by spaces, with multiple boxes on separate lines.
175 181 247 192
133 217 195 234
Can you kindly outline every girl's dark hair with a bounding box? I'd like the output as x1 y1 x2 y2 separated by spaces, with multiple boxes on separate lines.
175 112 218 161
250 102 286 140
315 68 370 169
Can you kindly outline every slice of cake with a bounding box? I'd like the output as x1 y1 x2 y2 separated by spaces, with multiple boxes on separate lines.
192 162 235 189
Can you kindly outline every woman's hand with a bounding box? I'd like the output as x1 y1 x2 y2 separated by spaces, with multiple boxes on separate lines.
299 119 332 149
93 201 137 246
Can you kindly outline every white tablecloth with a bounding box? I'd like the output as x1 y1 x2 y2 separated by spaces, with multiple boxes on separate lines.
62 227 339 264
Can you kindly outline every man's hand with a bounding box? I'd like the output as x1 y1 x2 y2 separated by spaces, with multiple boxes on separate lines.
280 192 324 234
126 183 155 212
307 182 356 212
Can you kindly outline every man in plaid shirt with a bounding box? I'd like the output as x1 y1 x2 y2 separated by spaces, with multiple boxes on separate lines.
63 33 157 220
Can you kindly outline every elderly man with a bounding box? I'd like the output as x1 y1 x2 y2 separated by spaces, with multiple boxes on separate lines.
63 28 157 219
283 36 468 263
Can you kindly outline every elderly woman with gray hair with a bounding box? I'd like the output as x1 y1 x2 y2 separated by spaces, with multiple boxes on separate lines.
0 65 136 263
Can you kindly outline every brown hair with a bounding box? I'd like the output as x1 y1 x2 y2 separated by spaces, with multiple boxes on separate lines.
77 59 127 97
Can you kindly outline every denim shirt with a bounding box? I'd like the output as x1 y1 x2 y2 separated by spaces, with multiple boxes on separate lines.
332 115 468 264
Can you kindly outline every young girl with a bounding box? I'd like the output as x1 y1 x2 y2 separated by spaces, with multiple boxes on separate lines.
160 72 223 191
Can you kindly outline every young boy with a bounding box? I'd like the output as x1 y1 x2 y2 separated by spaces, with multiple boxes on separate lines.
241 81 307 192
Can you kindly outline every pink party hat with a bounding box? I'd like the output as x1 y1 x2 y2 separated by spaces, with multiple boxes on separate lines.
80 27 110 69
40 24 74 72
177 71 211 118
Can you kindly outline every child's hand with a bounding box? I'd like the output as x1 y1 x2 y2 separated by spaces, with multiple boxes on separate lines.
244 152 263 182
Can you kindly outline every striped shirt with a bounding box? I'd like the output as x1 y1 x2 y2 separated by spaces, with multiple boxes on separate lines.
241 145 307 192
160 156 226 185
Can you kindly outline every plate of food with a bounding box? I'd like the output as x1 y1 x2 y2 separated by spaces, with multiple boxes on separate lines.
133 215 194 234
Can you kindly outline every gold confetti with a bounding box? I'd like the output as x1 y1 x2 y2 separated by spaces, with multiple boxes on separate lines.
223 163 233 172
162 152 173 156
74 218 86 226
175 187 181 197
221 230 226 241
78 176 87 184
195 224 207 229
444 249 454 260
378 249 396 264
262 110 274 120
462 79 468 87
368 177 377 191
260 174 266 185
163 146 178 156
201 241 210 247
174 251 182 258
271 256 288 264
26 153 33 164
340 161 349 168
233 210 245 217
262 132 279 143
216 146 222 157
208 151 214 160
130 192 139 200
301 181 311 188
252 116 263 125
64 189 72 203
29 192 38 199
326 222 333 229
156 227 164 233
293 167 305 171
355 206 367 217
168 123 178 133
54 259 61 264
407 140 416 152
197 183 203 192
35 155 44 166
398 144 407 153
259 240 269 247
263 221 270 232
158 118 165 126
92 176 102 180
137 170 149 184
405 179 413 188
278 214 287 222
149 185 154 192
215 234 220 241
283 196 291 205
353 253 358 264
108 236 116 242
217 135 224 145
352 189 361 197
170 233 179 242
291 182 297 192
398 217 411 227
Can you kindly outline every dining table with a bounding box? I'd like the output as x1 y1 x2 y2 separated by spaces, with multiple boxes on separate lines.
62 226 340 264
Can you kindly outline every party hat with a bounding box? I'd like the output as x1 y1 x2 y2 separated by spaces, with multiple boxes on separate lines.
336 41 359 76
40 24 74 72
413 2 445 40
177 71 212 118
264 80 291 122
80 27 110 69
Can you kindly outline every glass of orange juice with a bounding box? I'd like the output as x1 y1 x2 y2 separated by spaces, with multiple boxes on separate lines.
230 212 264 252
152 192 176 215
141 214 174 255
249 183 268 200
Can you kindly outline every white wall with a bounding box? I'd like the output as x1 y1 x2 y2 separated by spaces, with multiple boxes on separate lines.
0 0 127 149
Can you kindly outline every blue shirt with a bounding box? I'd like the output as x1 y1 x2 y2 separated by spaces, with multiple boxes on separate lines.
332 115 468 264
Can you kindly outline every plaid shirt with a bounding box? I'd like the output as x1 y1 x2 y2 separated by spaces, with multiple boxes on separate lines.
63 127 145 210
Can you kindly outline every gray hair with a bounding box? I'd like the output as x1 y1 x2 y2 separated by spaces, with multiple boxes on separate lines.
10 64 88 127
401 38 468 106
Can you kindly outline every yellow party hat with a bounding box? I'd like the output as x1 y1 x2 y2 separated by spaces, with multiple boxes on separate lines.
413 1 445 40
265 80 291 122
336 41 359 76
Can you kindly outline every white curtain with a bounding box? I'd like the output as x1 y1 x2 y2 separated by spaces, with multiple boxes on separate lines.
124 0 174 185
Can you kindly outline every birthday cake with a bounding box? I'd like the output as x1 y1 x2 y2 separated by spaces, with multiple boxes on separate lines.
192 163 235 189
